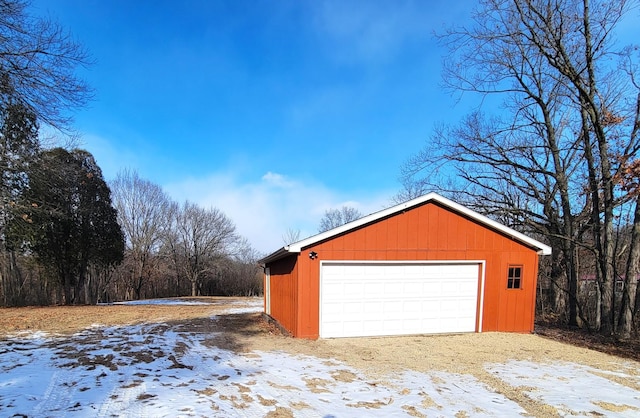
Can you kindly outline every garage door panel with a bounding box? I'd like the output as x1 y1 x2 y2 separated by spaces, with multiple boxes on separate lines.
323 323 342 336
403 322 421 331
363 301 381 314
403 300 422 313
423 281 443 294
323 282 343 297
363 320 381 332
384 300 403 314
403 282 423 294
441 281 461 293
320 263 480 338
322 302 344 316
384 283 402 295
364 282 384 295
343 302 362 315
344 282 362 295
383 319 403 331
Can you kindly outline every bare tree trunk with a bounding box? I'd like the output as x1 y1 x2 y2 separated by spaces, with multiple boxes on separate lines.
599 199 616 335
549 250 567 318
565 243 580 326
191 279 197 297
618 195 640 339
0 258 5 307
62 270 73 305
580 0 616 335
0 252 10 306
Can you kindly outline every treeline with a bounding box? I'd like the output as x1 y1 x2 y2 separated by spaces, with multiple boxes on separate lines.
0 0 261 306
107 169 262 304
536 218 640 332
0 137 262 307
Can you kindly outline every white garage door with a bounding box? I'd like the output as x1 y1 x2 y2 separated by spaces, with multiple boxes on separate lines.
320 262 480 338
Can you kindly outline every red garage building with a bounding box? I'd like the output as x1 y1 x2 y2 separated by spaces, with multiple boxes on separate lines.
259 193 551 339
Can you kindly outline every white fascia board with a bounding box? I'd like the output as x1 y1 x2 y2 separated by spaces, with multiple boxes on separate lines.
289 192 552 256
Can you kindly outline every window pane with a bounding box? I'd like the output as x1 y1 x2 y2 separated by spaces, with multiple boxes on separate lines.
507 266 522 289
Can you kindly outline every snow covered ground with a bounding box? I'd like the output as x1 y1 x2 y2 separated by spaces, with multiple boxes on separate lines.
1 298 639 417
108 299 215 306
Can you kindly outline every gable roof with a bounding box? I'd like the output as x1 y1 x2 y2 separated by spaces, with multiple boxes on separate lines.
259 192 552 264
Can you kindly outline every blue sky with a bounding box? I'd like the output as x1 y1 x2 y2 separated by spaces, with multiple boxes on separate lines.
31 0 476 253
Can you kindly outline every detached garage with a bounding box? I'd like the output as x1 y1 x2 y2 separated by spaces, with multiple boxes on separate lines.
259 193 551 339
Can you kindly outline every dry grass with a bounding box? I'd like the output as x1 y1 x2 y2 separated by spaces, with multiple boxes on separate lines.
0 297 234 335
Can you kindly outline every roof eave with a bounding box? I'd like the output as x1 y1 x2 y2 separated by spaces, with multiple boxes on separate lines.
258 246 293 265
538 245 553 256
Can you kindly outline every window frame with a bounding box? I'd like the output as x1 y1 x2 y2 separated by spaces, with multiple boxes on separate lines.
507 265 523 290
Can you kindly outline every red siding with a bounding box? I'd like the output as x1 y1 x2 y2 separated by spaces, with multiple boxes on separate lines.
265 255 298 335
266 201 541 339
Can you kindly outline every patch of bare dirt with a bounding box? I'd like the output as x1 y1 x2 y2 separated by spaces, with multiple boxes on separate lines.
535 323 640 362
264 406 294 418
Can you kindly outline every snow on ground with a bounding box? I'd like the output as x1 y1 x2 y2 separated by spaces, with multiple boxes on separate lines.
104 298 265 313
106 299 215 306
217 299 264 315
488 360 640 417
1 299 639 417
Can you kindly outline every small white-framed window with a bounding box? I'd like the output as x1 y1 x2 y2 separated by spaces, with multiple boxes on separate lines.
507 265 523 289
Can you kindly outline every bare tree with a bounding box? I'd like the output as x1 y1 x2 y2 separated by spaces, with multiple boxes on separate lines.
318 206 363 233
171 202 239 297
401 0 640 335
210 237 262 296
110 169 173 300
617 163 640 338
159 200 183 296
282 227 301 245
0 0 92 132
392 179 429 205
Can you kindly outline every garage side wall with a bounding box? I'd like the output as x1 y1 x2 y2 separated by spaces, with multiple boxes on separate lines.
265 255 298 336
298 202 540 338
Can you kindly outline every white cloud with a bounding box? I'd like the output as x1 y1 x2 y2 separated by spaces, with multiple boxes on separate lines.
163 171 393 255
77 133 141 181
261 171 295 188
310 0 432 65
36 130 139 181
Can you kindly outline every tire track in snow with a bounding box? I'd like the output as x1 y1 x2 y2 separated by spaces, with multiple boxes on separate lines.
32 370 71 416
96 377 148 418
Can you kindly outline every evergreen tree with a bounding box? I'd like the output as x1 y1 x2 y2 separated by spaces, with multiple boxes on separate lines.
21 148 124 304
